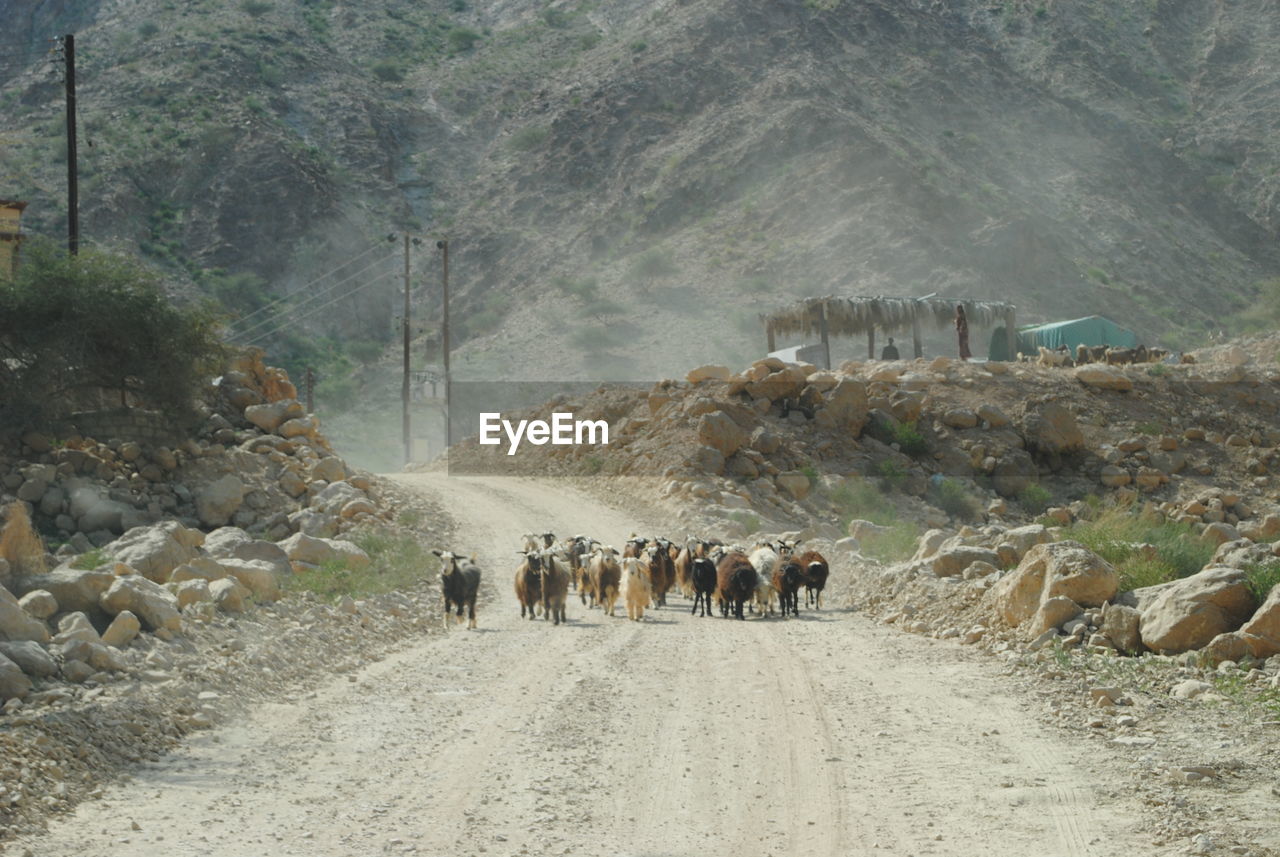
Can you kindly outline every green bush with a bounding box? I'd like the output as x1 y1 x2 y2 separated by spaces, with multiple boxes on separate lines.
728 510 760 534
862 522 923 563
288 527 437 601
448 27 482 53
372 60 405 82
508 125 550 152
1244 562 1280 604
892 420 928 456
931 477 977 521
70 548 107 571
0 240 225 428
240 0 272 17
629 248 678 281
1065 504 1214 592
876 459 907 491
1019 483 1052 514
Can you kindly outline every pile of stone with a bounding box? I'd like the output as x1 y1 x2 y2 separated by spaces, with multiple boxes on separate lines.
0 519 372 703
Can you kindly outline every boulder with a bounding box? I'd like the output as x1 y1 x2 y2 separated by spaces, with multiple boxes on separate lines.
1024 403 1084 457
217 558 283 602
992 449 1037 498
942 408 979 429
1200 631 1270 665
1003 524 1051 560
340 498 377 519
1030 596 1082 635
17 589 58 620
173 579 213 610
745 366 807 402
1100 603 1143 654
105 521 206 584
1074 365 1134 391
0 585 50 643
13 566 114 615
1137 566 1256 654
688 445 725 475
0 653 31 700
1201 522 1242 547
209 578 250 613
311 456 347 484
100 575 182 633
279 416 319 440
985 541 1117 627
932 546 1000 578
289 509 340 538
244 399 304 433
279 470 308 498
1211 539 1274 570
311 481 366 515
977 404 1010 428
53 612 101 644
277 532 371 571
687 365 731 384
169 556 233 583
100 610 141 648
1234 583 1280 658
1100 465 1131 488
195 475 245 528
775 471 811 501
0 640 58 677
203 527 291 577
911 529 950 562
696 411 748 458
815 378 869 434
61 659 94 683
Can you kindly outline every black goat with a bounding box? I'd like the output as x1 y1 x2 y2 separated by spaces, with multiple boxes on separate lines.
690 557 718 617
433 550 482 630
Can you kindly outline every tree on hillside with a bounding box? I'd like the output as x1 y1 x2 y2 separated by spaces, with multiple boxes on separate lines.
0 240 226 429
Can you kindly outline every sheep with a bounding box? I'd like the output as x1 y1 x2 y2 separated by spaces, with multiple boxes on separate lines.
748 542 780 617
772 560 804 618
1105 347 1135 365
433 550 482 630
588 547 621 616
796 550 830 610
715 551 757 620
620 556 652 621
690 556 718 617
514 551 544 620
1037 346 1067 367
644 541 675 607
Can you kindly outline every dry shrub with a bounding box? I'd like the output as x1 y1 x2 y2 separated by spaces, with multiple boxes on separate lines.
0 502 48 582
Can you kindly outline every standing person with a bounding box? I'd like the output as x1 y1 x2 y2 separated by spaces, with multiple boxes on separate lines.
880 337 900 360
955 305 972 361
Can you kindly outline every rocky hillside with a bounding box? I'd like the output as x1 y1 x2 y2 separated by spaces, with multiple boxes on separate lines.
2 0 1279 385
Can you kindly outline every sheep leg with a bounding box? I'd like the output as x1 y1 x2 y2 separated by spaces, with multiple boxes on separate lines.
467 598 477 629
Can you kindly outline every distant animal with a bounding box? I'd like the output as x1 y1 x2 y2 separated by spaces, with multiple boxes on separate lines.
514 551 544 620
1037 346 1067 367
690 556 718 617
539 549 570 626
433 550 482 630
716 551 758 620
748 542 781 617
796 549 830 610
645 542 675 607
1105 347 1135 365
620 556 652 622
773 560 804 618
588 547 621 616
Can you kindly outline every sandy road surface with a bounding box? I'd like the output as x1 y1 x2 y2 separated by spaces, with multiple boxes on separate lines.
24 473 1148 857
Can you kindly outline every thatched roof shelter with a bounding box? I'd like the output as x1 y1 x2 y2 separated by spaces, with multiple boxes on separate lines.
761 296 1017 364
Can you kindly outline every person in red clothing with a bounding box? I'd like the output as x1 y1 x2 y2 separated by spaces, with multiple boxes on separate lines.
955 304 972 361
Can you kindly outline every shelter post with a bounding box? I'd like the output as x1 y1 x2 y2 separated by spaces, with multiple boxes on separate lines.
911 311 923 359
817 301 831 369
1004 308 1017 361
766 320 776 353
868 327 875 361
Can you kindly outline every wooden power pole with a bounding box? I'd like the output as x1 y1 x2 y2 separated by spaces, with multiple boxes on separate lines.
401 234 411 466
437 238 451 451
62 33 78 256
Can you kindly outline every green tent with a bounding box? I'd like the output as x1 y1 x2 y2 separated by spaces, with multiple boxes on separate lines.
988 315 1138 361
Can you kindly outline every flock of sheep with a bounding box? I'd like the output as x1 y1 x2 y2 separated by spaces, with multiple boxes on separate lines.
1030 343 1175 367
433 534 832 630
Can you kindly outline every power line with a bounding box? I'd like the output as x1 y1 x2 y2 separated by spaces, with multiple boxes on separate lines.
228 241 389 332
224 248 394 342
242 269 399 347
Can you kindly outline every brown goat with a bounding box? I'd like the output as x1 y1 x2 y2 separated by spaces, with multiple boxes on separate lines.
514 551 544 620
715 551 757 620
796 550 830 610
645 542 675 607
589 548 621 616
540 550 570 625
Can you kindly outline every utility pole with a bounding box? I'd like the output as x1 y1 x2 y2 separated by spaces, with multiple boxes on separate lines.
402 234 411 466
437 239 451 451
61 33 79 255
305 366 315 413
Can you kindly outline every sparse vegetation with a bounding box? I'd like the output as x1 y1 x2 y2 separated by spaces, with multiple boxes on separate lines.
0 502 47 580
70 548 108 571
728 510 760 534
288 527 437 601
891 420 928 456
1243 562 1280 605
508 125 550 152
823 477 920 562
1018 483 1052 515
448 27 483 53
931 477 978 522
1064 503 1214 592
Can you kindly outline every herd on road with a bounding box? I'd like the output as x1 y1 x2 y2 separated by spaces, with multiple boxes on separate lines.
434 534 831 630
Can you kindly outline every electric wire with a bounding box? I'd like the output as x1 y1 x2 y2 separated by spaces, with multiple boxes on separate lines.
227 242 389 332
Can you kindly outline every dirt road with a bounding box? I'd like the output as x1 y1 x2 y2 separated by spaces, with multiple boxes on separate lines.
24 473 1149 856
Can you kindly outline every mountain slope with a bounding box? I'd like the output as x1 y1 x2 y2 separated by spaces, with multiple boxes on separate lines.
1 0 1278 383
